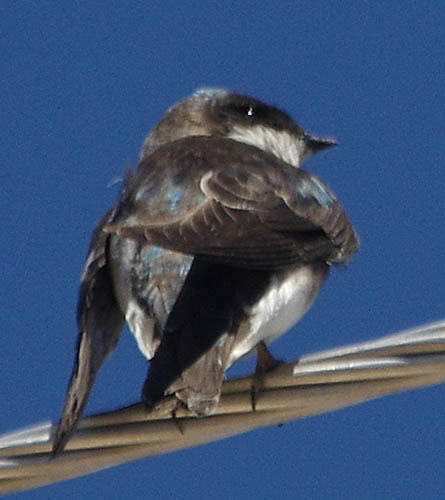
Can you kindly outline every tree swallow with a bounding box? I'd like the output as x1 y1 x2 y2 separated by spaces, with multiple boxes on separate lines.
52 89 359 454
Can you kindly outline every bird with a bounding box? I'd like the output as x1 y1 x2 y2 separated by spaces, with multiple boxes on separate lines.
52 88 359 454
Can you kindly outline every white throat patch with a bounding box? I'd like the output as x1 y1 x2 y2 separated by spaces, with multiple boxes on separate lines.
228 125 306 168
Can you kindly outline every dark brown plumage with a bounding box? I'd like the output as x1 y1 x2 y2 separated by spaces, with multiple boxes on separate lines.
53 89 359 455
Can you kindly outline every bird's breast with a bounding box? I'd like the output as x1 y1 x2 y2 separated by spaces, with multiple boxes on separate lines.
228 262 329 366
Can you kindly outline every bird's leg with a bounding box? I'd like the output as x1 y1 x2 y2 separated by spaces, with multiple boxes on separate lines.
250 341 282 411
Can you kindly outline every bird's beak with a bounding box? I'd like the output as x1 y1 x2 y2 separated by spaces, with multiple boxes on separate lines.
305 135 338 155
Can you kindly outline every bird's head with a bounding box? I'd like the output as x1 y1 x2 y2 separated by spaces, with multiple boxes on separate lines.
141 88 336 167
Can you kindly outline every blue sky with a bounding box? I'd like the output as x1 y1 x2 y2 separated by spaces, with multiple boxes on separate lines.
1 2 444 498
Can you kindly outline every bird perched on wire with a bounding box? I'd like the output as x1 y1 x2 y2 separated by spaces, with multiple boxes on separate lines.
52 89 359 454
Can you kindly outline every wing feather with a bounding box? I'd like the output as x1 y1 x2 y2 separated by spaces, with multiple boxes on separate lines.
52 210 124 455
106 137 359 268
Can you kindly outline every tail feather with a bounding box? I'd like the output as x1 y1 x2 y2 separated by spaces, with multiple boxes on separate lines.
142 258 272 414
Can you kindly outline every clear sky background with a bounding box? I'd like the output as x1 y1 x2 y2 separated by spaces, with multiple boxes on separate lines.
1 2 444 499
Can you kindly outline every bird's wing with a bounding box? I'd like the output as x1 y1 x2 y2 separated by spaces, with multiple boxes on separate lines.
107 136 359 269
52 209 124 455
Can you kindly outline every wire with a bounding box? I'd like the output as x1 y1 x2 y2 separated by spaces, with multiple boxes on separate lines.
1 320 445 494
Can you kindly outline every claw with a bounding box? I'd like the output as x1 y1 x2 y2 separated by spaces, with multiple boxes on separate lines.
171 409 185 434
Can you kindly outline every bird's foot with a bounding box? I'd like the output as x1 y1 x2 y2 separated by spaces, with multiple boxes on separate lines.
250 341 282 411
143 394 186 434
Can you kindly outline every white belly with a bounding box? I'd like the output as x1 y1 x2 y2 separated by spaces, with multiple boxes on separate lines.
228 264 327 365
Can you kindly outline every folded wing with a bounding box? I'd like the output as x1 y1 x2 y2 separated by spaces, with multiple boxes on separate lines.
107 136 359 269
52 210 124 455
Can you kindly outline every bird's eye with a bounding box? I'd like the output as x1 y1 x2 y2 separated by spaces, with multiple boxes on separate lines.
225 103 257 119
